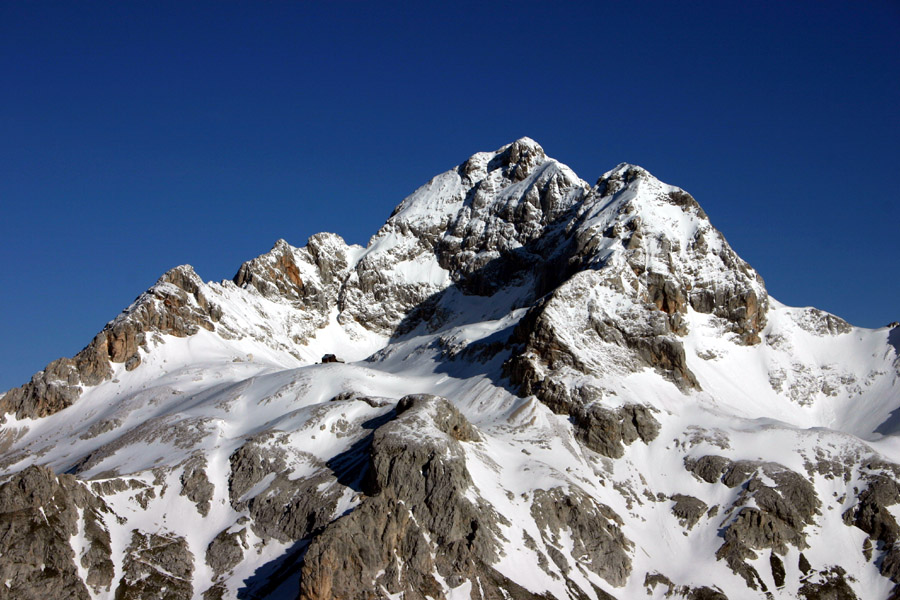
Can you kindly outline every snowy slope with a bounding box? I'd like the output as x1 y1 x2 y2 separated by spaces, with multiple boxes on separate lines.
0 138 898 600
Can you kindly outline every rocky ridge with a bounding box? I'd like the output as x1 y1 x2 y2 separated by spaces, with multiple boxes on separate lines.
0 138 898 599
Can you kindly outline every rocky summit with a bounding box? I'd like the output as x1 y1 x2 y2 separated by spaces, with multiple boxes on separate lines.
1 138 899 600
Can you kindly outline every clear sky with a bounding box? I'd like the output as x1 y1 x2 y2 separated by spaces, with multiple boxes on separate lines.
1 1 898 392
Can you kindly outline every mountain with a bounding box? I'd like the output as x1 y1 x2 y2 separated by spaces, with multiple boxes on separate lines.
1 138 898 600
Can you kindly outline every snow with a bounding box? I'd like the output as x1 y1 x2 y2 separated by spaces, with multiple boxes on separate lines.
69 508 98 599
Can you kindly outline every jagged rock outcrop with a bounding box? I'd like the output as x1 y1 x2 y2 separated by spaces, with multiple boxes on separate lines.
670 494 708 530
502 161 769 416
0 465 114 600
337 138 588 335
581 164 768 345
686 456 821 590
644 573 729 600
529 486 631 587
234 239 307 299
792 308 853 336
570 403 660 459
842 467 900 595
435 139 587 287
114 530 194 600
234 234 354 322
228 436 342 543
299 394 531 600
0 265 221 421
504 278 699 413
206 526 248 578
179 456 214 516
797 566 859 600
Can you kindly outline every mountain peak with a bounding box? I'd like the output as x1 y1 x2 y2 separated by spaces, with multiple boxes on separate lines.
498 135 545 164
504 135 543 150
2 139 898 600
483 136 547 180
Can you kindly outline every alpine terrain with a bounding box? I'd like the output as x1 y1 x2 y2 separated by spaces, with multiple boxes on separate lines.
1 138 899 600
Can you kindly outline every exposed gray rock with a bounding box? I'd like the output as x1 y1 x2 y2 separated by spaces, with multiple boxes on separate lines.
770 552 786 588
329 392 390 408
234 234 353 324
687 284 766 345
206 527 247 578
300 394 539 600
234 239 308 301
248 470 340 543
90 476 150 496
685 455 732 484
338 139 588 336
596 165 768 345
793 308 853 336
502 331 664 460
64 414 214 477
299 496 445 600
436 141 587 289
114 530 193 600
569 403 661 459
588 313 699 390
503 271 702 413
797 566 858 600
202 583 226 600
179 456 214 516
499 180 768 409
0 465 114 599
529 486 631 587
339 253 441 335
689 589 730 600
804 447 858 483
842 472 900 584
506 340 663 459
643 572 728 599
228 437 341 543
396 393 481 442
0 356 89 422
671 494 708 530
685 456 821 589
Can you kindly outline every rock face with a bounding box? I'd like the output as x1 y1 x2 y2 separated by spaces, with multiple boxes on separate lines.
528 487 631 587
645 573 729 600
228 436 342 544
0 266 221 421
843 468 900 596
179 457 214 516
0 465 200 600
569 403 660 459
670 494 708 530
206 527 248 579
234 234 355 338
1 138 899 600
501 163 768 417
299 395 525 600
114 530 194 600
680 455 868 596
0 465 113 600
716 461 820 589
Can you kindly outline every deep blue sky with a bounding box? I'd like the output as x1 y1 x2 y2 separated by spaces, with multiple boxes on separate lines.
2 1 898 392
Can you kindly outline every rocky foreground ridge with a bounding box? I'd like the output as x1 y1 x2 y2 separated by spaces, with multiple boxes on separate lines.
1 138 899 599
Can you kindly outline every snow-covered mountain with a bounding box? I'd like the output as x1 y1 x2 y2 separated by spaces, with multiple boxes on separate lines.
1 138 898 600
